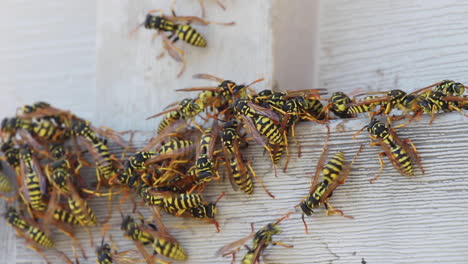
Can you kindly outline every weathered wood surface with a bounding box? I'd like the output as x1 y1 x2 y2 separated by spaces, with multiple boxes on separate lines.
2 0 468 263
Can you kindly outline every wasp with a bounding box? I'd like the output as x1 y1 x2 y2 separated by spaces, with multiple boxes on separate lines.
139 184 204 211
299 136 363 233
354 118 424 183
18 101 77 129
176 74 264 112
147 98 203 134
233 99 285 174
122 212 188 261
217 212 293 264
163 192 225 232
193 126 221 185
4 206 76 264
96 236 144 264
5 207 54 247
346 95 380 116
324 92 353 119
70 119 119 183
345 89 416 121
411 80 467 97
221 120 274 198
19 145 47 212
415 90 468 123
66 180 97 227
131 10 234 77
117 151 157 187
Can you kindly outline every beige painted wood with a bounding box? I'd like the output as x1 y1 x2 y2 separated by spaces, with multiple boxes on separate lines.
2 0 468 264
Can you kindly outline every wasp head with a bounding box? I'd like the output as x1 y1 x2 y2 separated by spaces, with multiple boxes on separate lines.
49 143 65 160
387 89 407 101
144 14 163 30
367 118 387 137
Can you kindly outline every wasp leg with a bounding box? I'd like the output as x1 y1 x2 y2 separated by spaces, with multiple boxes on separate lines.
197 0 206 17
324 200 353 219
448 104 468 118
246 160 274 199
170 0 177 16
272 241 294 248
370 152 386 183
301 213 310 234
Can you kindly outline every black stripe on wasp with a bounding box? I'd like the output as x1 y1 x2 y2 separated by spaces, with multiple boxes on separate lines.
232 98 284 176
3 206 76 264
297 126 363 233
216 212 293 264
130 9 234 77
220 119 275 198
353 118 424 183
250 88 327 171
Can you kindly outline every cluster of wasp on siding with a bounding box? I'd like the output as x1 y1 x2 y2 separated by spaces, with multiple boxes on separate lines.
3 0 468 263
1 76 466 263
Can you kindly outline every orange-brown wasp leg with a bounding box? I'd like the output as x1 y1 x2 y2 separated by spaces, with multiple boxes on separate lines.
324 200 353 219
246 160 275 199
370 152 386 184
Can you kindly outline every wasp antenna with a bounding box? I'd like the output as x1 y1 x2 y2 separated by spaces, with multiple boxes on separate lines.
352 125 368 140
129 22 145 37
274 211 293 225
214 192 226 204
246 77 265 88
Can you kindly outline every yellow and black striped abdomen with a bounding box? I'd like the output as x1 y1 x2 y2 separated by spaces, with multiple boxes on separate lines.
93 140 114 180
389 142 413 176
175 24 207 47
230 156 254 195
152 238 187 260
26 171 46 211
158 139 193 155
68 197 97 226
254 115 283 145
162 193 203 211
32 119 59 140
348 98 379 115
5 208 28 229
241 249 256 264
322 151 345 184
26 225 54 248
53 209 79 225
158 111 181 133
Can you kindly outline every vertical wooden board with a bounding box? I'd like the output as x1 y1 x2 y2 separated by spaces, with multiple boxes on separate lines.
272 0 320 91
0 0 96 121
96 0 273 131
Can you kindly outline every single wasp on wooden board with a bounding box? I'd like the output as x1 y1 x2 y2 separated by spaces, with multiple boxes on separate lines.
354 118 424 183
131 9 234 77
298 127 363 233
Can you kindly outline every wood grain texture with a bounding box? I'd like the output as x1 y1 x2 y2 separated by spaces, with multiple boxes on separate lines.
3 0 468 263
